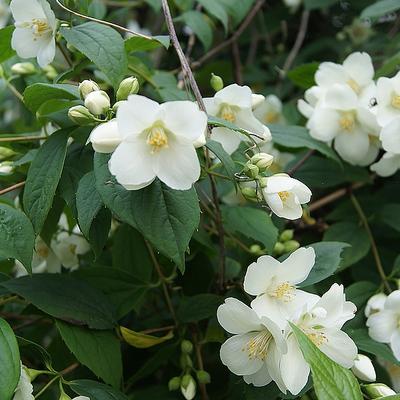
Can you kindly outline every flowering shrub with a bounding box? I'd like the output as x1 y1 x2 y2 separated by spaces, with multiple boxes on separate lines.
0 0 400 399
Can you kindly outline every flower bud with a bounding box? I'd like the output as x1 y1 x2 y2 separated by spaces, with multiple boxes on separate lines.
43 65 58 80
181 340 194 354
251 93 265 109
116 76 139 101
196 370 211 384
280 229 294 242
26 368 44 382
244 162 259 179
180 353 193 369
11 62 36 75
68 106 97 126
79 80 100 99
240 186 258 201
0 162 14 174
363 383 396 398
0 147 16 161
273 242 285 256
352 354 376 382
58 392 71 400
283 240 300 253
85 91 110 115
210 73 224 92
168 376 181 391
250 152 274 170
88 119 121 153
365 293 387 318
181 375 196 400
250 244 264 256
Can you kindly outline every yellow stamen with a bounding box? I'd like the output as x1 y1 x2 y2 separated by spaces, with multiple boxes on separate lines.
69 243 77 255
219 105 236 123
147 125 169 153
243 331 272 361
278 191 290 202
269 281 295 302
264 111 279 124
347 79 360 94
391 95 400 109
36 246 49 259
339 112 355 132
307 331 328 347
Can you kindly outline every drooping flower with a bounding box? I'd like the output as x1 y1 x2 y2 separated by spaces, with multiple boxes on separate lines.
217 298 287 391
10 0 57 68
370 152 400 177
261 174 312 220
376 71 400 127
109 95 207 190
244 247 317 328
367 290 400 361
253 95 285 125
204 84 271 154
13 364 34 400
280 284 357 395
89 119 122 153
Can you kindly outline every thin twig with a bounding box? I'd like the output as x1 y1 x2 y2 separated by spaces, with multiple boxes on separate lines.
34 375 60 399
350 194 391 293
192 328 209 400
0 135 46 143
232 41 243 85
6 81 24 102
57 41 73 67
287 149 314 175
60 362 80 376
141 325 175 335
0 181 26 196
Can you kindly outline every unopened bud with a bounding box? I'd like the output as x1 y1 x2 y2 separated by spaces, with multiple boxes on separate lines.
88 119 121 153
43 65 57 80
58 392 71 400
363 383 396 398
258 177 268 188
26 368 44 382
280 229 294 242
365 293 387 318
11 62 36 75
249 244 264 256
181 375 196 400
79 79 100 99
0 147 16 161
273 242 285 256
250 152 274 170
196 370 211 384
210 73 224 92
352 354 376 382
85 90 110 115
251 93 265 109
240 186 258 200
168 376 181 391
283 240 300 253
244 162 259 179
180 354 193 369
68 106 97 126
181 340 193 354
116 76 139 101
0 162 14 174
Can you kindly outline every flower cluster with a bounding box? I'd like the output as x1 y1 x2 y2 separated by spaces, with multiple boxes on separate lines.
218 247 358 394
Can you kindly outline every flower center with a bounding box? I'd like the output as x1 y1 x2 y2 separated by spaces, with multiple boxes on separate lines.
339 112 355 132
219 104 237 123
36 245 49 259
264 111 279 124
146 125 169 153
278 191 290 202
347 79 360 94
307 331 328 347
18 19 52 39
269 281 296 302
69 243 77 255
243 330 272 361
391 94 400 109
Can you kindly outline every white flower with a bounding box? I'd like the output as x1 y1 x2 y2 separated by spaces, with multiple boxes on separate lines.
72 397 90 400
379 117 400 154
262 173 311 220
371 152 400 177
204 84 271 154
376 71 400 126
352 354 376 382
89 119 121 153
10 0 57 68
280 284 357 395
109 95 207 190
217 298 287 391
181 376 196 400
0 0 10 29
253 95 285 125
13 364 34 400
84 91 110 116
244 247 318 328
367 290 400 361
364 383 397 398
79 79 100 99
298 86 325 119
365 293 387 318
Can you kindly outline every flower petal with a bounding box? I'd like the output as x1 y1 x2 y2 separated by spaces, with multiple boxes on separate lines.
385 290 400 311
210 127 242 155
343 52 374 88
11 0 46 21
371 152 400 177
11 28 42 58
381 117 400 153
334 129 370 165
390 330 400 361
243 363 272 387
215 84 252 109
279 247 315 285
308 108 341 141
37 37 55 67
367 310 398 343
315 62 347 87
324 84 358 110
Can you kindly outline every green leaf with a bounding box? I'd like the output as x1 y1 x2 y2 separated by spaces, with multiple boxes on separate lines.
221 206 278 252
1 274 116 329
0 318 20 400
17 336 52 370
300 242 349 287
269 124 341 164
70 379 129 400
125 35 170 52
219 0 255 26
177 294 222 323
206 139 237 182
0 26 16 63
88 207 111 258
57 321 122 388
323 222 370 269
197 0 228 31
361 0 400 19
120 326 173 348
345 281 378 309
23 83 80 113
287 63 319 89
94 153 200 272
291 323 363 400
304 0 339 9
23 129 70 235
0 204 35 273
60 22 127 87
377 203 400 232
177 11 213 50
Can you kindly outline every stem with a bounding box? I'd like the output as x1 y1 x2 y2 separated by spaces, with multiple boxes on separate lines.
60 362 79 376
34 375 60 399
6 81 24 102
350 194 391 293
192 328 209 400
141 325 175 335
57 41 73 67
0 295 19 306
287 150 314 175
0 181 26 196
0 135 46 143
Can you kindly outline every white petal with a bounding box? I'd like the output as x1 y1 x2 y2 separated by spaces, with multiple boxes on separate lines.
243 363 272 387
343 52 374 88
11 0 46 21
265 342 287 393
376 77 394 106
38 0 56 29
217 297 263 335
357 140 379 167
298 99 314 119
385 290 400 311
235 108 268 136
260 316 288 354
293 180 312 204
390 330 400 361
334 130 370 165
11 28 42 58
203 97 219 116
315 62 347 87
264 174 295 194
279 247 315 284
381 118 400 153
357 107 379 135
371 152 400 177
36 37 55 67
215 84 252 109
308 108 341 141
324 84 358 110
367 310 398 343
251 295 290 330
210 127 242 155
89 119 121 153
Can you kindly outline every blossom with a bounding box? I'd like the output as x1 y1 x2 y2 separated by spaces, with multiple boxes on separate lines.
253 95 285 125
364 293 387 317
181 376 196 400
0 0 10 28
217 298 287 391
379 117 400 153
262 173 311 220
367 290 400 361
109 95 207 190
10 0 57 68
370 152 400 177
244 247 318 328
89 119 121 153
13 364 34 400
280 284 357 395
352 354 376 382
376 71 400 126
204 84 271 154
84 91 111 116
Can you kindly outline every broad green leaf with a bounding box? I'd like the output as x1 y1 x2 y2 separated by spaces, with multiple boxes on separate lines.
345 281 378 309
219 0 255 26
377 203 400 232
197 0 228 32
177 294 222 323
323 222 370 269
300 242 349 287
120 326 174 348
0 318 20 400
177 11 213 50
94 153 200 272
23 129 70 234
88 207 111 258
291 323 363 400
376 52 400 78
57 321 122 388
125 35 170 52
60 22 127 87
23 83 80 113
206 139 237 183
36 99 80 128
0 204 35 273
17 336 52 370
70 379 129 400
361 0 400 19
304 0 339 9
287 63 319 89
221 206 278 252
269 124 341 164
0 26 16 63
1 274 116 329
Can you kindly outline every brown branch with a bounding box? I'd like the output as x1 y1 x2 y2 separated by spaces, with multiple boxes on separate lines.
192 328 209 400
232 41 243 85
0 135 46 143
287 150 314 175
60 362 80 376
0 181 26 196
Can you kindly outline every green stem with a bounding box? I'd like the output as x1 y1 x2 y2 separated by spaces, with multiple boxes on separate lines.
34 375 60 399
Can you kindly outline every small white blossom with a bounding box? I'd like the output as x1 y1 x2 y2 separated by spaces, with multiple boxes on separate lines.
253 95 285 125
365 293 387 318
13 364 34 400
379 117 400 154
352 354 376 382
89 119 121 154
376 71 400 127
84 91 110 116
371 152 400 177
10 0 57 68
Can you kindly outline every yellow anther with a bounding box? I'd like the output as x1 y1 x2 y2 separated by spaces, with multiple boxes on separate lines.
269 281 295 302
264 111 279 124
278 191 290 202
391 95 400 109
147 125 169 153
307 331 328 347
219 105 236 123
339 112 355 132
347 79 360 94
242 331 272 361
36 246 49 259
69 244 77 255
